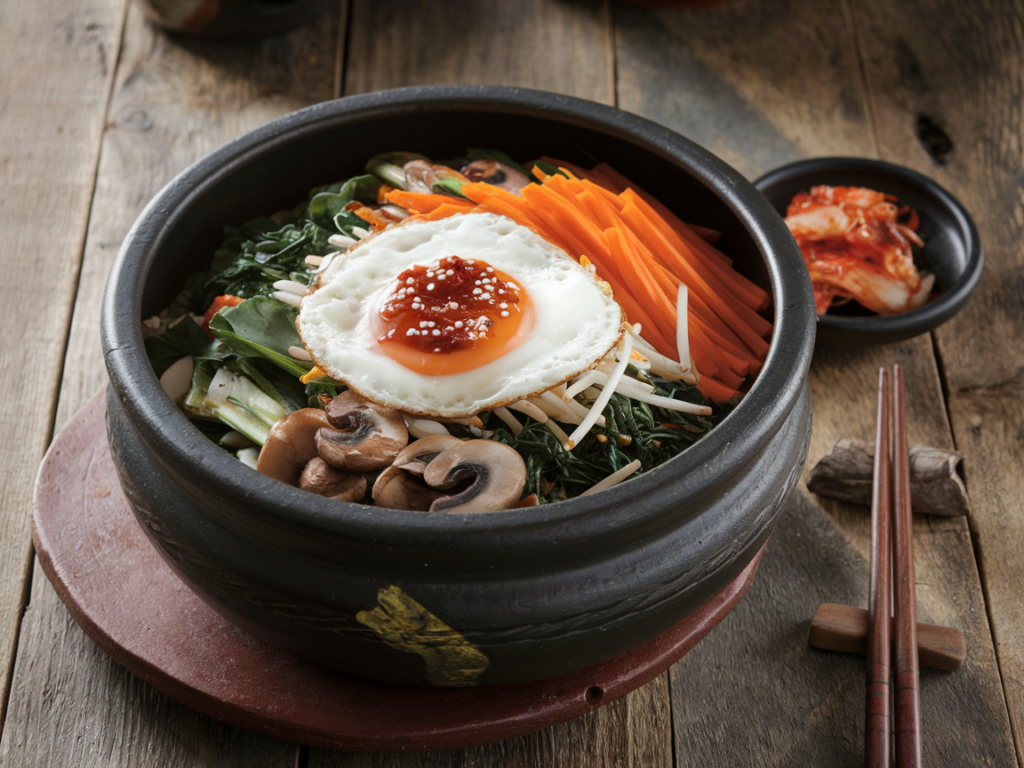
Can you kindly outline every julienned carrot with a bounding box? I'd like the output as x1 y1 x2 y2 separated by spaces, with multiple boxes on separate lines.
620 188 769 312
589 163 728 253
385 190 474 214
698 375 741 404
618 197 770 325
644 256 766 365
620 188 766 310
605 227 722 378
456 177 768 403
625 200 772 343
461 185 564 245
460 183 675 358
573 180 769 366
409 203 478 223
611 202 769 356
538 157 609 185
350 206 392 232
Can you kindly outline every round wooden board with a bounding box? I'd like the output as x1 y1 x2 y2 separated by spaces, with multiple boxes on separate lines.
32 390 765 753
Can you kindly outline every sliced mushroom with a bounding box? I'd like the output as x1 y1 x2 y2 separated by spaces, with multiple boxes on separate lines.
460 160 531 194
403 160 469 196
423 440 527 513
256 408 332 486
392 434 462 476
371 464 448 511
299 457 367 502
316 391 409 472
402 160 436 194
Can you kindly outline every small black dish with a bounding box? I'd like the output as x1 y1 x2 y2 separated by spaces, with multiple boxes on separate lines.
754 157 982 346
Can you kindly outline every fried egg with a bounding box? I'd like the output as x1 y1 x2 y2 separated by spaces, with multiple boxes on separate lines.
297 212 623 417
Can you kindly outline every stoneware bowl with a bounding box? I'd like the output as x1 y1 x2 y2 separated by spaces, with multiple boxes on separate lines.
102 85 816 687
754 157 983 346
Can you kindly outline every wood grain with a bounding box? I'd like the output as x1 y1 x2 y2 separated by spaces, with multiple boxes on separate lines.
310 686 670 767
0 3 342 765
613 0 876 180
310 2 673 765
847 0 1024 761
0 0 127 734
615 1 1017 764
343 0 614 104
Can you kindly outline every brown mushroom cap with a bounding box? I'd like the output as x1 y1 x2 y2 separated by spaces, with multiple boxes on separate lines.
460 160 531 194
403 160 470 195
299 457 367 502
423 440 527 513
371 465 447 511
402 160 434 194
391 434 462 475
256 408 332 486
316 390 409 472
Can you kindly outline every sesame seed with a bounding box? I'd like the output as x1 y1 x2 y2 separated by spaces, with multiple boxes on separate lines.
426 283 435 291
500 311 509 317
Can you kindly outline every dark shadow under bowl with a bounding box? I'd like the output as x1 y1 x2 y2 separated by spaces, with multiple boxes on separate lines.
754 157 982 346
102 86 815 686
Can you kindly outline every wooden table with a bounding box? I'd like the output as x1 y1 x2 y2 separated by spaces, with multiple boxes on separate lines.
1 1 1020 764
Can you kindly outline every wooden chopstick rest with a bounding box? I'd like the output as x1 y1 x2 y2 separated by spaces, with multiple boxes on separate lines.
807 438 969 517
808 603 966 672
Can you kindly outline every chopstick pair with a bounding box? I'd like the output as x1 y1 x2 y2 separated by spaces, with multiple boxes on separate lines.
866 365 922 767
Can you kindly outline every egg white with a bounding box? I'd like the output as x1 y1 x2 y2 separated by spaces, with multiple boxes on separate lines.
297 212 623 417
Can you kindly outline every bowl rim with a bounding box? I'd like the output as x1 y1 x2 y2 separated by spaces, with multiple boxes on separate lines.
753 156 984 341
102 84 816 555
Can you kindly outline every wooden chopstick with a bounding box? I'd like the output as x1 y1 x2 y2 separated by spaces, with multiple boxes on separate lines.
892 364 923 765
865 368 892 767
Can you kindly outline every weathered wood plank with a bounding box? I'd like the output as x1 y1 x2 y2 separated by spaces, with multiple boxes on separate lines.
311 2 673 765
312 685 670 768
0 3 342 765
343 0 614 104
668 347 1014 766
847 0 1024 760
615 1 1016 764
0 0 127 735
614 0 876 180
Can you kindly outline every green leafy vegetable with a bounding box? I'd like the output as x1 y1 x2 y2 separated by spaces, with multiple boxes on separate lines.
489 376 730 503
306 174 382 232
208 296 311 377
144 316 210 377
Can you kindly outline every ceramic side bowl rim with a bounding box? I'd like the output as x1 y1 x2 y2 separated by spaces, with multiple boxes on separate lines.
102 85 815 555
754 156 983 339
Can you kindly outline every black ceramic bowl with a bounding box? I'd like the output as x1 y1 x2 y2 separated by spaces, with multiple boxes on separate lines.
102 86 815 687
754 157 983 346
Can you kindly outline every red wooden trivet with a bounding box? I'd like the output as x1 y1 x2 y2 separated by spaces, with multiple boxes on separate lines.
33 390 764 753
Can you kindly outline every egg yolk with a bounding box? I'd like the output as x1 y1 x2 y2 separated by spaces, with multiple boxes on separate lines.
372 255 534 376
